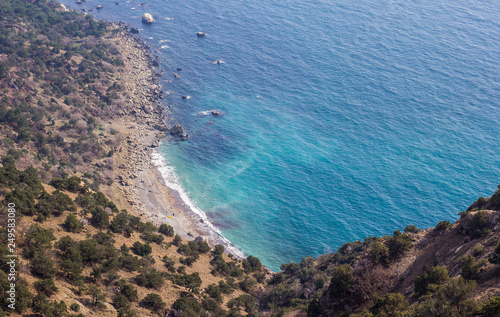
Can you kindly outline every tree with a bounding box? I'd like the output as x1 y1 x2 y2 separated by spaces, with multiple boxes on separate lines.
90 206 109 228
34 278 58 297
328 264 353 299
371 293 408 317
30 253 56 278
386 230 412 258
141 293 165 312
158 223 174 236
88 284 105 306
414 265 450 297
369 241 390 266
438 277 477 314
64 213 82 232
132 241 152 257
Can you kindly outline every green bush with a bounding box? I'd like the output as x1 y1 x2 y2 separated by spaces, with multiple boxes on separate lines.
132 241 152 257
468 211 491 238
328 264 353 299
370 293 408 317
29 253 56 279
90 207 109 228
64 214 82 233
414 265 450 297
141 293 165 312
134 270 165 289
369 241 390 266
70 302 80 312
158 223 174 236
386 230 413 258
404 225 420 233
436 220 451 231
34 278 58 297
242 255 262 273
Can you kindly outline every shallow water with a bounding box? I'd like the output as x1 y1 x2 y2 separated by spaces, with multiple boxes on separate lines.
61 0 500 270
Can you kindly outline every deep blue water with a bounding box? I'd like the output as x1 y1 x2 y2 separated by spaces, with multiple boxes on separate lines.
62 0 500 270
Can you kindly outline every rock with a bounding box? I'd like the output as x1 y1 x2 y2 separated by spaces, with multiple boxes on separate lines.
152 59 159 66
97 5 103 9
170 125 189 141
211 110 221 116
170 124 184 138
130 27 140 34
142 13 155 24
181 95 190 99
195 236 204 241
196 32 206 37
58 3 69 10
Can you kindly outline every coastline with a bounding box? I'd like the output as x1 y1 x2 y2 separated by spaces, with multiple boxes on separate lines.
104 23 244 257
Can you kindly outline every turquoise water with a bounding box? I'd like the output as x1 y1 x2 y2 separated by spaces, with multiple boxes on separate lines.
63 0 500 270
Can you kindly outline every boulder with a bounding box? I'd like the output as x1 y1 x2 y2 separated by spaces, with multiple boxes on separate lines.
130 27 140 34
170 124 189 141
170 124 184 138
142 13 155 24
196 32 206 37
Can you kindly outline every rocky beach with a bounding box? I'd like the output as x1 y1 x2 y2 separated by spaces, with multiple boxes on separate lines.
104 24 242 256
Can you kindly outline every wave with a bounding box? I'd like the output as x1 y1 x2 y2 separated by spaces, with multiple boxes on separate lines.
151 149 245 259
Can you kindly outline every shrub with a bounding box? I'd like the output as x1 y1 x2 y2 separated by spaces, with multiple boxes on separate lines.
172 296 201 316
70 303 80 312
404 225 420 234
64 214 82 233
328 264 353 298
468 211 491 238
386 230 413 258
414 265 450 297
461 254 485 280
239 277 257 293
158 223 174 236
34 278 58 296
369 241 390 266
213 244 224 256
134 270 165 289
132 241 152 257
436 220 450 231
30 253 57 278
172 234 182 246
169 273 202 291
141 293 165 312
242 255 262 273
371 293 408 317
205 284 223 303
90 207 109 228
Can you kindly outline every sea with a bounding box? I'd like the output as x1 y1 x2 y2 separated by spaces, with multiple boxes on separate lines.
59 0 500 271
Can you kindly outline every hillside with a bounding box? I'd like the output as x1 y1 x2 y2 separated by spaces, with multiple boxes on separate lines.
1 0 500 316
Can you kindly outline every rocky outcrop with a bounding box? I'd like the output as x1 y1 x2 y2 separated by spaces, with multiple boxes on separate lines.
141 13 155 24
170 124 189 141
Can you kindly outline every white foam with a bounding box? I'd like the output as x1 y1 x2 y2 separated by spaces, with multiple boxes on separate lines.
151 149 245 258
160 45 170 49
159 39 170 43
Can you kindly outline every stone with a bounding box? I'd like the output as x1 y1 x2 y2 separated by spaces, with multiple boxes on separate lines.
142 13 155 24
196 32 206 37
170 124 184 138
130 27 140 34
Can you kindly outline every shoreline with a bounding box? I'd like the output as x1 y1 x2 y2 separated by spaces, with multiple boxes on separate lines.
104 22 245 258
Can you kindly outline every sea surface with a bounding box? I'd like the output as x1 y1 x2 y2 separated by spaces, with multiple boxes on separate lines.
61 0 500 271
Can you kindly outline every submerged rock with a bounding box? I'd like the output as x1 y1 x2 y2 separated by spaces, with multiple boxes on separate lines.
142 13 155 24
